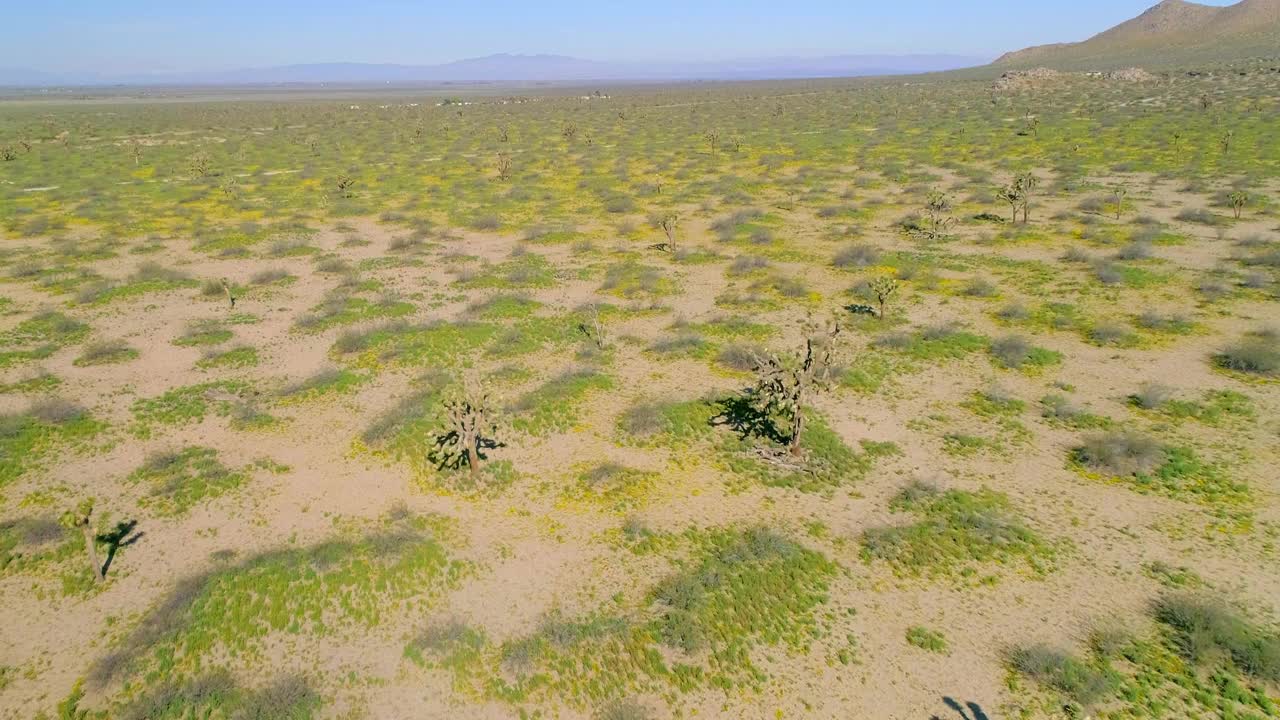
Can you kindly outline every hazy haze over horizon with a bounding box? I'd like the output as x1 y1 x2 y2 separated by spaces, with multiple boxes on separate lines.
3 0 1240 76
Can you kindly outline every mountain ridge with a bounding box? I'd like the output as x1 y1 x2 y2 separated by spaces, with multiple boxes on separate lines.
995 0 1280 69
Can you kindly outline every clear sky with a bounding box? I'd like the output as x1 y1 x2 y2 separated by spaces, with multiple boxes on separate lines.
4 0 1239 74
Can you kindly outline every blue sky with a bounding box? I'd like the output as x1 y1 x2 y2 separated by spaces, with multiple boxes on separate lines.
5 0 1237 73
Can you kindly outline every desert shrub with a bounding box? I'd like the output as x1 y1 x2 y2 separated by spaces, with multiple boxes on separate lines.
862 482 1058 580
1129 383 1174 410
1115 241 1152 260
1073 431 1163 476
1093 261 1124 285
173 320 231 347
1009 645 1117 708
128 447 248 516
905 626 948 653
1197 278 1231 301
1087 322 1132 346
832 244 880 268
1061 246 1092 263
997 303 1029 321
716 344 762 372
279 368 365 401
250 268 293 285
1040 395 1110 429
1175 208 1225 226
989 335 1058 370
74 340 138 367
727 254 770 276
961 277 998 297
1153 594 1280 682
1214 337 1279 375
1136 310 1192 333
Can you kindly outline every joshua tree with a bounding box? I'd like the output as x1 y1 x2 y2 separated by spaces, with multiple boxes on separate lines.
497 125 510 143
996 183 1022 223
1111 184 1129 220
1220 130 1234 154
129 141 143 166
577 304 611 350
220 278 236 309
0 145 15 162
704 130 721 155
60 499 104 584
431 385 504 483
869 275 899 319
745 321 842 456
561 123 578 142
335 175 356 198
188 151 212 178
1015 171 1038 223
1229 190 1248 219
496 152 512 181
923 190 956 239
647 213 678 253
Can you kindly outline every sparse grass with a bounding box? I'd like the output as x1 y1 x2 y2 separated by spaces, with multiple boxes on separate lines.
905 626 948 653
90 514 466 686
1072 432 1249 509
130 380 253 438
1214 336 1279 376
0 311 88 367
1008 644 1117 709
173 320 233 347
195 345 259 370
988 335 1061 371
509 369 613 435
74 339 138 367
862 482 1059 582
278 368 367 402
0 399 103 488
128 447 250 516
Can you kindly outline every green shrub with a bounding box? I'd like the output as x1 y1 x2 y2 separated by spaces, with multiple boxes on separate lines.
1008 644 1117 708
905 626 948 653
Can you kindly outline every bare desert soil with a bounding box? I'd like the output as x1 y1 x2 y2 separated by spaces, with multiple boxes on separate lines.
1 74 1278 720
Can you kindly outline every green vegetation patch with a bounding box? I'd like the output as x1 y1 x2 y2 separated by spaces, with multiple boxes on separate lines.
90 513 468 686
127 447 250 516
459 253 558 290
295 294 414 332
1071 432 1250 511
862 482 1060 582
277 368 368 403
905 626 948 653
1011 594 1279 719
130 380 254 438
173 320 233 347
509 370 613 435
332 321 497 369
599 261 677 299
195 346 259 370
0 311 88 367
563 463 660 512
411 527 839 710
1 400 104 488
719 413 898 494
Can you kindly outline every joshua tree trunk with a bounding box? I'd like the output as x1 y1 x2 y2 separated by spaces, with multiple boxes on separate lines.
82 523 104 583
789 406 806 456
466 444 480 481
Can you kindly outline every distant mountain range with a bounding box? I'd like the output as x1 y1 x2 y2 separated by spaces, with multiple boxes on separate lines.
0 53 988 87
994 0 1280 69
